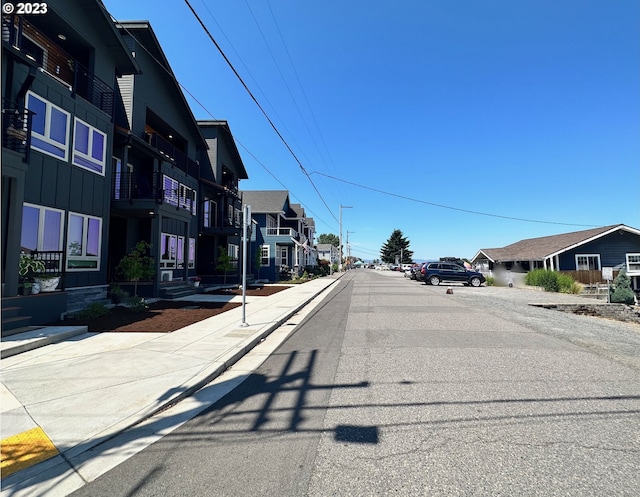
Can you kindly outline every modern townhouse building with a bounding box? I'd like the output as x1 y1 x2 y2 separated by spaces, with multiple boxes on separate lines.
196 120 248 283
2 0 139 325
109 21 206 298
242 190 315 281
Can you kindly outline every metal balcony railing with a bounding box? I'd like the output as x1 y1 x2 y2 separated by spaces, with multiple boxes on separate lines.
144 132 199 178
2 98 33 161
112 171 163 202
4 15 115 118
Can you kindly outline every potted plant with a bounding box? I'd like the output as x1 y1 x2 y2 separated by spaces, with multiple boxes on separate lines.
34 273 61 292
190 276 201 288
18 254 46 294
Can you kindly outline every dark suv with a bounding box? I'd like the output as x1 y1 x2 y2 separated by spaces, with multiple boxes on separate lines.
421 261 485 287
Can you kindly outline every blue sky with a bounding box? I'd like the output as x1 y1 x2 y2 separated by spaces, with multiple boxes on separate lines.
103 0 640 262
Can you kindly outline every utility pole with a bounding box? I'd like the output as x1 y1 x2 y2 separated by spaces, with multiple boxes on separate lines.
339 204 352 272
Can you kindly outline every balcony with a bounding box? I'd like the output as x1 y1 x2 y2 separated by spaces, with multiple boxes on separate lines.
4 15 115 117
266 227 299 238
144 132 199 178
2 99 33 161
112 171 162 203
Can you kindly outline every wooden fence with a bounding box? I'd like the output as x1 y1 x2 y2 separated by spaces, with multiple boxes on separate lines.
559 270 619 285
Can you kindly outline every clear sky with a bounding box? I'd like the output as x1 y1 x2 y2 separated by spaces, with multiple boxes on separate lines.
103 0 640 262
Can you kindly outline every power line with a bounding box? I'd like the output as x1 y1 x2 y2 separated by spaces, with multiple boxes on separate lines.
311 172 599 228
183 0 338 224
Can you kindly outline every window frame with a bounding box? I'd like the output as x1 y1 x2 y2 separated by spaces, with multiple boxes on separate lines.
260 245 270 266
26 91 70 161
575 254 601 271
160 232 177 269
21 203 65 268
188 238 196 269
72 117 107 175
66 212 102 271
627 253 640 274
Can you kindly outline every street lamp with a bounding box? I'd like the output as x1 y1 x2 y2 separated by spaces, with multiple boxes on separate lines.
339 204 352 272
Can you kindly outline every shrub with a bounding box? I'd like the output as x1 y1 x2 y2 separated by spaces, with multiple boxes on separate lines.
76 303 110 320
485 276 495 286
610 270 635 304
525 269 578 293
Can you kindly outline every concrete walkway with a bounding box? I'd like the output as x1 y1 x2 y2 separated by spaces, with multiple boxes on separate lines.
1 276 340 496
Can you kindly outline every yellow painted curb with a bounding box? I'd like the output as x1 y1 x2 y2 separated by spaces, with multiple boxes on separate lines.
1 427 59 478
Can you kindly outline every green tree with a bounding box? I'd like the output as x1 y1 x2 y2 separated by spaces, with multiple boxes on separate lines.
216 246 234 284
380 229 413 264
254 246 262 278
317 233 339 247
610 269 635 304
115 241 155 297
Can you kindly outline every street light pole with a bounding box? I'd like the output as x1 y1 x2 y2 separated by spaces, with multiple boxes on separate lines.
240 204 251 327
339 204 352 272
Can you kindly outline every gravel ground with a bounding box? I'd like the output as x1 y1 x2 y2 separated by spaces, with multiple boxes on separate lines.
427 283 640 372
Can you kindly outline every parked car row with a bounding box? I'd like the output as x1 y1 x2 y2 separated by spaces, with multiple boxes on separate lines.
404 261 486 287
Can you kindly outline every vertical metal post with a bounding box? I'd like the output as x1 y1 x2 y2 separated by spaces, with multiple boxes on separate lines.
240 204 251 327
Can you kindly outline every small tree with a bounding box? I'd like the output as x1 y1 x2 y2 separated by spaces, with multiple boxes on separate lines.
216 246 234 284
115 241 155 297
254 246 262 279
610 269 635 304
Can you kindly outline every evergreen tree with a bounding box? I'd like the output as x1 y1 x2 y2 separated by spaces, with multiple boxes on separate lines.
610 269 635 304
380 229 413 264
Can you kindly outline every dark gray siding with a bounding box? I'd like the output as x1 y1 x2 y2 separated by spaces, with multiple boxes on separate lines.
558 231 640 270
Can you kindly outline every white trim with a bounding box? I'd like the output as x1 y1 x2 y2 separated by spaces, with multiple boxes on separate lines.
548 225 640 259
575 254 601 271
72 117 107 176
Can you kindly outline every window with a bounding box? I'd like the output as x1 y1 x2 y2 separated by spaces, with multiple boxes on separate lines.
277 246 288 267
260 245 270 266
163 176 179 206
228 244 239 269
227 200 234 226
177 236 185 269
203 199 217 228
627 254 640 273
67 212 101 270
72 117 106 175
160 232 177 269
576 254 600 271
163 176 196 214
188 238 196 269
21 204 64 269
26 91 70 160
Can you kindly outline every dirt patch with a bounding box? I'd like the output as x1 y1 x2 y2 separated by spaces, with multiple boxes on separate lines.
48 286 291 333
210 285 291 297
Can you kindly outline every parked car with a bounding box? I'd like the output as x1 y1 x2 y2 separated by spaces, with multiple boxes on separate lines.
412 262 428 281
421 261 485 287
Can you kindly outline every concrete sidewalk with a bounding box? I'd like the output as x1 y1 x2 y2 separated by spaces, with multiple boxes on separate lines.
1 276 340 495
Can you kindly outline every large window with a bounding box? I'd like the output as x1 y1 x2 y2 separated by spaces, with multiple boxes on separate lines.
21 203 64 256
160 232 177 269
26 91 70 161
627 254 640 273
576 254 600 271
67 212 101 270
72 117 106 175
163 175 196 215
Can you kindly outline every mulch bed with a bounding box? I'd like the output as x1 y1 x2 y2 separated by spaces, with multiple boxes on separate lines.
47 285 292 333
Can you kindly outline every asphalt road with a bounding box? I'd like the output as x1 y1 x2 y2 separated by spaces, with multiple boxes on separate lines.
71 270 640 497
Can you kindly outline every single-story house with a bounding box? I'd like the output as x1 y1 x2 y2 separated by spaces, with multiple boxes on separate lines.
471 224 640 289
